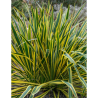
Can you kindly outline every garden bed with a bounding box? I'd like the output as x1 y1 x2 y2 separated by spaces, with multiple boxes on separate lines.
25 91 86 98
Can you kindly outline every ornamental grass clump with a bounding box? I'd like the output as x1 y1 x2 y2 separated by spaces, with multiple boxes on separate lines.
11 2 87 98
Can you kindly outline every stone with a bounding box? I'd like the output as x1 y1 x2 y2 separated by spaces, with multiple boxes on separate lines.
63 7 67 11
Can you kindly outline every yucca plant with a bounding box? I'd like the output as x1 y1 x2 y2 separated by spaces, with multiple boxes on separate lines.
11 2 87 98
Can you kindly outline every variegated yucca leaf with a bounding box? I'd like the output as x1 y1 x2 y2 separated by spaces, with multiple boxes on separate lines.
11 2 87 98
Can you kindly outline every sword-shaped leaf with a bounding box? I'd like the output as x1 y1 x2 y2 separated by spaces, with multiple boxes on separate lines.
30 84 43 98
78 64 87 72
20 85 32 98
61 80 78 98
35 89 51 98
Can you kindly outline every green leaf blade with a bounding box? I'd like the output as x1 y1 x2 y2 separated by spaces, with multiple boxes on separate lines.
20 85 32 98
61 80 78 98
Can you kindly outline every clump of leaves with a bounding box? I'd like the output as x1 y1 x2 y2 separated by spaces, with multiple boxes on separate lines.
11 2 87 98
